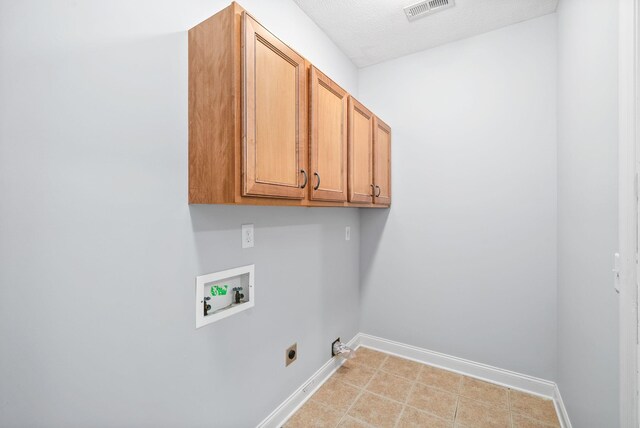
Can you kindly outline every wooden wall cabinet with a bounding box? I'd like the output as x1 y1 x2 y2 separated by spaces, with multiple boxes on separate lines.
188 2 390 208
309 66 348 202
243 14 306 200
347 98 392 206
373 117 392 205
348 97 374 204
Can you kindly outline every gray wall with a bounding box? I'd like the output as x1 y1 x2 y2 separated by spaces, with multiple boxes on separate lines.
0 0 624 426
557 0 620 426
0 1 360 426
357 14 559 381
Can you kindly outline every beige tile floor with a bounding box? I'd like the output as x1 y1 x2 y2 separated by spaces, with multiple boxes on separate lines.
284 347 560 428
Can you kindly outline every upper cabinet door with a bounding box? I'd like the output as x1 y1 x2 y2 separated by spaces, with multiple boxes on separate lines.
373 117 391 205
242 13 306 199
309 67 348 202
348 97 374 204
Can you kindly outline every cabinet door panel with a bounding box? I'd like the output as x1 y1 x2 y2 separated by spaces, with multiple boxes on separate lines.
373 117 391 205
310 67 348 202
348 98 374 203
243 13 305 199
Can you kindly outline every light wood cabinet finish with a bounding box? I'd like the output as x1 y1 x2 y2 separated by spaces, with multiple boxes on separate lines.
348 97 374 204
373 117 392 205
188 5 236 204
188 2 390 208
309 66 348 202
243 13 306 199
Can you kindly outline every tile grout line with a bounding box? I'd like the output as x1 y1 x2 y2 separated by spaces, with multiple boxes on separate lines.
391 364 422 428
343 374 530 427
288 355 381 427
509 389 514 428
288 348 560 428
509 389 561 428
333 354 389 428
373 363 466 426
332 373 368 427
452 377 462 426
336 359 427 406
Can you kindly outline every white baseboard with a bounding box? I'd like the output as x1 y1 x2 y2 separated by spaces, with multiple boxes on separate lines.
257 333 572 428
256 335 359 428
358 334 554 396
358 333 571 428
552 384 573 428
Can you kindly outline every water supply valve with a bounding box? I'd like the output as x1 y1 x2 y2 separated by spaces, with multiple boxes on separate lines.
232 287 245 304
203 297 212 316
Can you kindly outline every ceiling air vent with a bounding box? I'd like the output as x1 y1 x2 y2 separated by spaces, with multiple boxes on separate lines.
404 0 455 21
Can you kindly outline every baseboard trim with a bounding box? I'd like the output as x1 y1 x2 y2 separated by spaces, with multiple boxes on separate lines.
358 334 554 396
256 335 359 428
358 333 571 428
552 384 573 428
257 333 572 428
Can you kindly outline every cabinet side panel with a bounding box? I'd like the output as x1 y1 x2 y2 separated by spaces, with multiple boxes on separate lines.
188 6 235 204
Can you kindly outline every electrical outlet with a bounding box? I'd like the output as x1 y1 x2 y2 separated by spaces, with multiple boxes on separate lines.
285 343 297 366
241 224 254 248
345 226 351 241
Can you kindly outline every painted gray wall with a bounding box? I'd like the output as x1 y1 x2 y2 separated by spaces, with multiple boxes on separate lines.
0 1 360 426
556 0 620 426
0 0 623 426
358 14 559 381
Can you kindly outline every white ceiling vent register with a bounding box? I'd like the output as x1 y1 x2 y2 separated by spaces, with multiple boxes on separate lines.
404 0 455 21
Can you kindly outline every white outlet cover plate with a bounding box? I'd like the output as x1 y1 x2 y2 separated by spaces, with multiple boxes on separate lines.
242 224 254 248
196 264 255 328
345 226 351 241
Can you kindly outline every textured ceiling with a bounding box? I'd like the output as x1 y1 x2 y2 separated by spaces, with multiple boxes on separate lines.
293 0 559 67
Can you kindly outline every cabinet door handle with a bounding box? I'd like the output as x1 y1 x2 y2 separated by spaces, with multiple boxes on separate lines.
375 185 381 197
300 169 308 189
313 172 321 190
371 184 375 196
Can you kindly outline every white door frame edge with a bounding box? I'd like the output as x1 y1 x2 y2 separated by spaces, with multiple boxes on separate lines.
618 0 639 426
